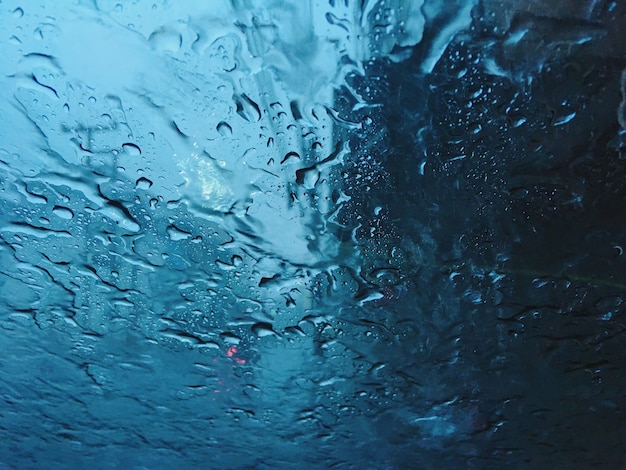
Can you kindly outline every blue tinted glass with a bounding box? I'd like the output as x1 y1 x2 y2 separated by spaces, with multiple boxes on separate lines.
1 1 625 468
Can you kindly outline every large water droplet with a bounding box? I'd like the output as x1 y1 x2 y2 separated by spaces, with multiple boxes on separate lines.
216 121 233 136
135 177 153 189
167 225 191 241
122 143 141 155
252 322 278 338
234 94 261 122
52 206 74 220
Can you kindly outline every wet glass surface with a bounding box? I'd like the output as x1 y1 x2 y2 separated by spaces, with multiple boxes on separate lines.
0 1 625 468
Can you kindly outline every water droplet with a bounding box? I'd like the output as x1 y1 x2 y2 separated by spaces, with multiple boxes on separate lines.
167 225 191 241
135 177 153 189
281 151 300 164
252 322 278 338
234 94 261 122
512 117 527 127
220 332 241 345
148 27 182 53
122 143 141 155
52 206 74 220
284 325 306 337
553 111 576 126
295 167 320 189
290 100 303 120
469 122 482 134
216 121 232 137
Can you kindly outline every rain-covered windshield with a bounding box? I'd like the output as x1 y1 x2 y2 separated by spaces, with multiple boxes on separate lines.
1 1 625 468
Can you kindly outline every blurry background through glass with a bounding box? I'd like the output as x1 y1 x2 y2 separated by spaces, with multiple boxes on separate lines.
0 1 625 468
